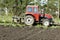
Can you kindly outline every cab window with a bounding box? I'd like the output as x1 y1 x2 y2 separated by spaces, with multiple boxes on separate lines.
27 7 32 12
34 7 38 13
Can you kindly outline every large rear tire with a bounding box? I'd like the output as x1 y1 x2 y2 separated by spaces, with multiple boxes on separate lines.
24 15 34 26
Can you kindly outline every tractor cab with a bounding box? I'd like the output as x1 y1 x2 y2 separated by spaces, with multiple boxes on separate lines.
26 5 44 15
26 5 39 14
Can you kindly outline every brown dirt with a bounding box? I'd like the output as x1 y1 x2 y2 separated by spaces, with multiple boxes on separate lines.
0 25 60 40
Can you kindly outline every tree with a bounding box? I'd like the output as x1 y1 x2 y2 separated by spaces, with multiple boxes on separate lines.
13 0 32 16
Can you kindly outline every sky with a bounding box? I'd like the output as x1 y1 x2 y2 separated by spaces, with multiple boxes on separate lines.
40 0 48 6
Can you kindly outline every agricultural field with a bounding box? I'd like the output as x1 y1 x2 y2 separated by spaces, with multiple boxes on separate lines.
0 25 60 40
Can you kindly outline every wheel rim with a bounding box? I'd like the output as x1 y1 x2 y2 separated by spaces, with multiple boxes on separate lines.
25 16 34 25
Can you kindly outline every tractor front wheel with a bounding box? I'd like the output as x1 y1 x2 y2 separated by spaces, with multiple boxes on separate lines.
42 19 50 27
24 15 34 26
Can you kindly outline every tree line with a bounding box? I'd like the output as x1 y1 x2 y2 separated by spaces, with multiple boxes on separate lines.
0 0 60 18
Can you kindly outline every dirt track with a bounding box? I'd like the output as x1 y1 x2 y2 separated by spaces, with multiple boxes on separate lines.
0 25 60 40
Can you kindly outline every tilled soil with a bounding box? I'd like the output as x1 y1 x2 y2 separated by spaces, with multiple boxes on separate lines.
0 25 60 40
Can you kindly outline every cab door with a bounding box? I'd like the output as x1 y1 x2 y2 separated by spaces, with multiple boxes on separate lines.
33 7 40 21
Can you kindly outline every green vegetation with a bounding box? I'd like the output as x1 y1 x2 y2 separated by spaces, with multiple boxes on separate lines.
0 14 12 23
0 0 59 16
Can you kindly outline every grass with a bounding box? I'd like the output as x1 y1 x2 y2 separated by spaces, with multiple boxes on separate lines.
54 18 60 23
0 15 12 23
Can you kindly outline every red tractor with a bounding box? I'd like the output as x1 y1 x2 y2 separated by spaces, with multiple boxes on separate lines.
13 5 54 26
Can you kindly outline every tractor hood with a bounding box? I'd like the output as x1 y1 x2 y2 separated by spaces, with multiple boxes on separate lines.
41 14 53 19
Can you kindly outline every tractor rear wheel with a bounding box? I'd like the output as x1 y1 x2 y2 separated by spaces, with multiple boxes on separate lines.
24 15 34 26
